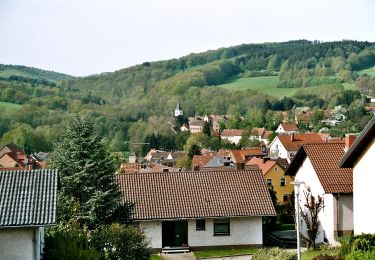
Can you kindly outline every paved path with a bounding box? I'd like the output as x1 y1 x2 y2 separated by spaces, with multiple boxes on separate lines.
160 253 252 260
161 252 196 260
207 255 252 260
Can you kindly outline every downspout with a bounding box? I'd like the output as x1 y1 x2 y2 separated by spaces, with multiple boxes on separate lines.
335 193 340 238
33 227 40 260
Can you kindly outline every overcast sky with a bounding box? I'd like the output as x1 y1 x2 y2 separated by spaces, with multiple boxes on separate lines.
0 0 374 76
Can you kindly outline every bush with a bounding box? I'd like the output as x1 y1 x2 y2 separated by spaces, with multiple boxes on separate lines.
91 223 151 260
252 247 297 260
350 234 375 252
44 224 101 260
312 254 343 260
345 250 375 260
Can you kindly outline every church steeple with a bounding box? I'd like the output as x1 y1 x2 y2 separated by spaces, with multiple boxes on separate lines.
175 102 183 117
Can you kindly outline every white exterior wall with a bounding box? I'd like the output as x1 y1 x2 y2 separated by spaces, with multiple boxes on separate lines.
353 138 375 235
140 221 162 249
0 228 39 260
221 136 242 145
140 217 263 249
337 194 353 233
188 217 262 247
295 157 329 244
269 138 289 159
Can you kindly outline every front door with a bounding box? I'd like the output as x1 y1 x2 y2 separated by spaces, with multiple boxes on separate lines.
162 221 188 247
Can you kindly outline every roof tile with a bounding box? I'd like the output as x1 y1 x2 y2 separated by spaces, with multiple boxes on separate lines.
116 170 276 220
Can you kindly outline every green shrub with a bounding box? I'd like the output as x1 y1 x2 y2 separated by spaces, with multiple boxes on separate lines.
312 254 343 260
345 250 375 260
91 223 151 260
350 234 375 252
44 224 101 260
252 247 297 260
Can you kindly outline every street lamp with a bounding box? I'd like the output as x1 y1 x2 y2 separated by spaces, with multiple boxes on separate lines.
291 181 304 260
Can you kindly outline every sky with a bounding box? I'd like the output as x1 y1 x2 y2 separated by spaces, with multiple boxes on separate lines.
0 0 374 77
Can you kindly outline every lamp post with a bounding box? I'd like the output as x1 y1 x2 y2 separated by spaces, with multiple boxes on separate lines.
291 181 304 260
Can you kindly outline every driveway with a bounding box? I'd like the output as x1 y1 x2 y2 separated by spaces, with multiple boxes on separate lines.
161 253 252 260
161 252 196 260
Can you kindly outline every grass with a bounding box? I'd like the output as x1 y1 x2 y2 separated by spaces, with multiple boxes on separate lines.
216 76 297 98
342 82 356 90
358 67 375 77
150 254 162 260
0 101 21 110
193 247 257 259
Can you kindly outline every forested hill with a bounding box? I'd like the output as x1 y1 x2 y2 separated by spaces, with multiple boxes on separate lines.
63 40 375 113
0 64 74 84
1 40 375 153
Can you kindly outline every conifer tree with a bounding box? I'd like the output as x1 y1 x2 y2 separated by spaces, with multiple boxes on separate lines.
50 114 132 227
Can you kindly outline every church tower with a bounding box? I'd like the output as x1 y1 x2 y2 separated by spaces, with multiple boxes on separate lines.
175 102 183 117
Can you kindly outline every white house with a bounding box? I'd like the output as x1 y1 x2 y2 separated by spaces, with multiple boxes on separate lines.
268 133 324 162
340 116 375 235
275 123 299 135
221 129 244 145
286 143 353 245
0 169 58 260
249 128 273 145
116 170 276 251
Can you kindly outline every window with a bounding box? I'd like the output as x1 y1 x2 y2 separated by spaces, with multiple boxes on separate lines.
214 219 230 235
280 178 286 186
266 179 272 186
283 194 290 203
196 219 205 230
275 166 278 171
289 153 295 158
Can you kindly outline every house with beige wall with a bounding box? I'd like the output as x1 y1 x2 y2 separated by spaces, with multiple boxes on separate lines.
116 170 275 251
340 116 375 235
247 157 293 204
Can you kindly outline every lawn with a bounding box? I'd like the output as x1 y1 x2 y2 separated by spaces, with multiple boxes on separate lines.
0 101 22 110
150 254 162 260
358 67 375 77
216 76 297 99
193 247 257 259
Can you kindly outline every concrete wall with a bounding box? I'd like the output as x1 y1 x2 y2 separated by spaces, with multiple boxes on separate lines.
0 227 39 260
140 217 263 249
353 138 375 235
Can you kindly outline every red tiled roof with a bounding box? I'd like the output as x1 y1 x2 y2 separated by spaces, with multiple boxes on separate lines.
116 170 276 220
281 123 299 132
246 158 277 176
192 155 214 167
278 133 324 151
287 143 353 193
230 148 266 163
221 129 244 137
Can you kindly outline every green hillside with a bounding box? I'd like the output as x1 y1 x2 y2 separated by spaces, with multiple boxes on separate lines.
217 76 297 98
358 67 375 77
0 64 74 83
0 101 21 110
0 40 374 153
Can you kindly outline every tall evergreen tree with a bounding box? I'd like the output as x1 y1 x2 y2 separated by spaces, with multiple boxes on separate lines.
49 114 132 228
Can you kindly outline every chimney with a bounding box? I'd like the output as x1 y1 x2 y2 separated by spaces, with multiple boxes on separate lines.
291 133 295 142
344 134 356 152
